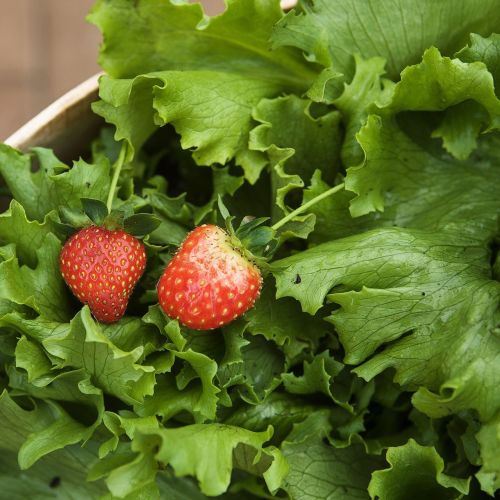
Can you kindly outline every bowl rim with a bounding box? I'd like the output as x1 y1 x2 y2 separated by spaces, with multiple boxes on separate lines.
4 73 102 151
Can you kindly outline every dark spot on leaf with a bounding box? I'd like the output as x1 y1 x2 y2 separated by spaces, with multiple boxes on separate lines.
49 477 61 488
421 292 426 296
85 182 91 188
294 274 301 284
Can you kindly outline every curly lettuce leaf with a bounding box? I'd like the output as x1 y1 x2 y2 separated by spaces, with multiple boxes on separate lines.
475 414 500 495
377 47 500 160
281 413 385 500
368 439 470 499
457 33 500 93
272 226 500 423
0 388 102 476
332 54 388 166
250 94 342 185
272 0 500 79
42 308 156 405
94 423 285 497
89 0 316 182
88 0 313 81
0 238 66 321
2 1 500 498
245 278 329 354
0 145 110 222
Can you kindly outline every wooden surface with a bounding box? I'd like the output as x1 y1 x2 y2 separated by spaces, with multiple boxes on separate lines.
0 0 225 140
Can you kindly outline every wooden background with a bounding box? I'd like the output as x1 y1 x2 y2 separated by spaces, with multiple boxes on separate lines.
0 0 224 140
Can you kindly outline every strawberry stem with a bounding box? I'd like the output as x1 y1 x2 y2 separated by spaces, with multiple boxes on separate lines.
106 142 128 212
271 182 345 231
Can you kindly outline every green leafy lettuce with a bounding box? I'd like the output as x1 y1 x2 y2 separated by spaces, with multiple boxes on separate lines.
1 0 499 498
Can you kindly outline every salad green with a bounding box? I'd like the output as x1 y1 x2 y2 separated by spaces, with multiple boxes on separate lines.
1 0 500 498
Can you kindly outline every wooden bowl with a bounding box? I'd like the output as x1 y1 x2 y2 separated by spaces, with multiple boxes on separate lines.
4 73 102 163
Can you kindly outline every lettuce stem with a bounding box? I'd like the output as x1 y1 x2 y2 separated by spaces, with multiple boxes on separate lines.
271 182 345 231
106 142 128 212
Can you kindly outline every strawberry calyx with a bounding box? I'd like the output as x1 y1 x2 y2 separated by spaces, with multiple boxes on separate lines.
217 197 276 272
216 181 347 271
54 197 161 240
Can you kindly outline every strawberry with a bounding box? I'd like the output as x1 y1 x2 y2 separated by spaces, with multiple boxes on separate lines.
59 226 146 323
157 224 262 330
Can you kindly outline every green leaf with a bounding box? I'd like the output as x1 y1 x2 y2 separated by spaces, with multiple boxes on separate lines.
299 120 500 243
0 145 110 222
0 388 101 472
341 49 500 217
14 336 52 382
123 213 161 236
88 0 314 81
193 166 245 225
173 348 220 421
0 310 69 343
0 199 54 268
224 392 324 443
0 441 107 499
332 54 388 166
431 100 488 160
301 170 367 243
0 146 64 221
475 414 500 495
246 278 329 351
95 70 285 183
144 423 280 496
89 0 317 182
81 197 109 225
7 366 103 427
217 195 231 223
0 231 71 322
383 47 500 116
146 191 190 246
272 0 500 79
344 116 500 227
375 47 500 161
43 308 156 405
18 401 93 470
282 351 343 401
307 66 345 103
93 75 162 159
250 95 342 185
457 33 500 94
282 428 385 500
368 439 470 499
231 334 285 404
272 227 500 422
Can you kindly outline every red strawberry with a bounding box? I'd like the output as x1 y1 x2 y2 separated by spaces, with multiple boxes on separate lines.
157 224 262 330
59 226 146 323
